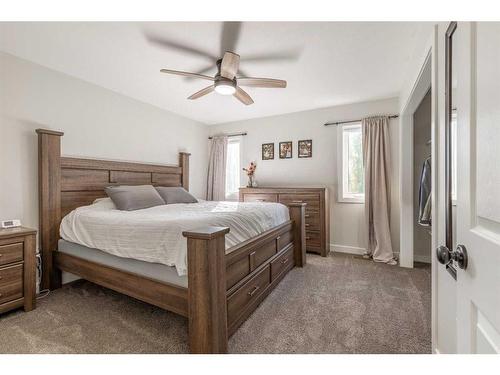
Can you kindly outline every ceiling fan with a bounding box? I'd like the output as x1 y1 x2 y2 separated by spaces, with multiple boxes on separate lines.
147 22 295 105
159 52 286 105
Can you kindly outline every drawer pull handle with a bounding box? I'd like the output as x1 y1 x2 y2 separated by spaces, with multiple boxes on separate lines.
305 214 310 218
292 200 303 203
306 237 311 240
281 258 289 264
0 254 3 257
255 199 265 202
247 285 260 297
305 224 310 227
0 293 2 297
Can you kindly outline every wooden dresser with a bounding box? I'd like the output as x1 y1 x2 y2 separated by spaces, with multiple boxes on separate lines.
239 187 330 256
0 227 37 314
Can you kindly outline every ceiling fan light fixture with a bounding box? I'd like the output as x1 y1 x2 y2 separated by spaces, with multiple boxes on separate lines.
214 80 236 95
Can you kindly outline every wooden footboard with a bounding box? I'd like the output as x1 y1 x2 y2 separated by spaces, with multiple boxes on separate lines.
183 203 306 353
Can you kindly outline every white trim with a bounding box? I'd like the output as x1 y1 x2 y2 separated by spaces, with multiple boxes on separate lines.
330 243 366 255
434 347 440 354
399 48 433 269
414 254 432 264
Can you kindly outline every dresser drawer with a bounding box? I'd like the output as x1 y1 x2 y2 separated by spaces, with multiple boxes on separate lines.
270 245 294 281
0 279 23 305
0 263 23 285
305 230 321 248
305 211 320 231
0 242 24 266
227 265 270 324
278 194 320 211
243 193 278 203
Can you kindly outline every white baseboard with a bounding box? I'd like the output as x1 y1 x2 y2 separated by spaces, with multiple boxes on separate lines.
414 254 432 263
330 243 366 255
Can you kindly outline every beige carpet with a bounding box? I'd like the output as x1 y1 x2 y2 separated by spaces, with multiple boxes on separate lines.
0 253 431 354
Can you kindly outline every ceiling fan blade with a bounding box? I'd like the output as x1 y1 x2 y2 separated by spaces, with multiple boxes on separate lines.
220 52 240 79
234 87 254 105
237 77 287 88
188 85 215 100
242 49 302 63
145 33 216 61
160 69 214 81
220 22 242 55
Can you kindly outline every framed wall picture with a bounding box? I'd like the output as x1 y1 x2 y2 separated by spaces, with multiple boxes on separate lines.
262 143 274 160
279 141 293 159
298 139 312 158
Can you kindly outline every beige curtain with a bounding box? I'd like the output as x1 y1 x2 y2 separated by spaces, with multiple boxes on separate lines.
362 116 396 265
206 136 228 201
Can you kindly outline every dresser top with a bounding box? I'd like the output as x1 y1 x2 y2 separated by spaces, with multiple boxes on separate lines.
239 186 327 192
0 226 37 239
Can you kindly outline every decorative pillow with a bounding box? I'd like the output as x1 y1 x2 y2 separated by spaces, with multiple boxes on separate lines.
105 185 165 211
155 187 198 204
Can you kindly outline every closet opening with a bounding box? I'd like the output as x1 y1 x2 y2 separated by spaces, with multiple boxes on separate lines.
413 89 432 265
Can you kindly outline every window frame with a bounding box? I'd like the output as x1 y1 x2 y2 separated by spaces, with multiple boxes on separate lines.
337 122 365 204
225 136 242 201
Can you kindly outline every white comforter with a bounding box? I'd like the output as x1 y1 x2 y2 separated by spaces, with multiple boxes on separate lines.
60 198 289 276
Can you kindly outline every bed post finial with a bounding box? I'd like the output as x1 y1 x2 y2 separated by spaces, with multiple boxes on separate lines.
288 203 307 267
179 152 191 191
182 226 229 354
36 129 64 290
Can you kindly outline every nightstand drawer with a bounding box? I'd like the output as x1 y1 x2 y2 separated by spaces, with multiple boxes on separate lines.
0 263 23 285
0 242 24 266
0 279 23 305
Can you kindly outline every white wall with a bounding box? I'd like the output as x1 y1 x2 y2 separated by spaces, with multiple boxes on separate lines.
209 98 401 256
0 52 208 240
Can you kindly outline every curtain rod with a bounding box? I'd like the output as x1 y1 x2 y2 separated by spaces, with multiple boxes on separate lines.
208 132 247 139
324 114 399 127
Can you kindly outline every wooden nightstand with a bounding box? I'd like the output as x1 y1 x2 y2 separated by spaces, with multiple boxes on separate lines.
0 227 37 314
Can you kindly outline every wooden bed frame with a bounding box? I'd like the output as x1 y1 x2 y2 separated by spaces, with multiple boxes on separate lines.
36 129 306 353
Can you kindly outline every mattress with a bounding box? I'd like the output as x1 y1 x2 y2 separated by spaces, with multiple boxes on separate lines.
58 239 187 287
60 198 289 276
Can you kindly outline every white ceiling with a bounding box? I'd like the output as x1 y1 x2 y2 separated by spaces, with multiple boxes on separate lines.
0 22 431 125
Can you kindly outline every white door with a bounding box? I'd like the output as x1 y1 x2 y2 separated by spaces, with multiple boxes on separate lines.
454 22 500 354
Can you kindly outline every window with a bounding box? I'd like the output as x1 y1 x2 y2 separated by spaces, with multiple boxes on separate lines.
338 123 365 203
225 138 241 200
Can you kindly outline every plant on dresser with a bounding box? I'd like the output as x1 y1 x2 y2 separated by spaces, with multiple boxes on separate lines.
0 227 37 314
239 187 330 256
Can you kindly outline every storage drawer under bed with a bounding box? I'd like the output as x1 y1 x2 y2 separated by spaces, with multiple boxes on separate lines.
227 264 271 326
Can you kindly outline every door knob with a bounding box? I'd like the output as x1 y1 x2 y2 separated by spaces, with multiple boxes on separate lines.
436 244 468 270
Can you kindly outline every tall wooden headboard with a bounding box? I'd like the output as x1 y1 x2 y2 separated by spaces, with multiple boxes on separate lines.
36 129 191 290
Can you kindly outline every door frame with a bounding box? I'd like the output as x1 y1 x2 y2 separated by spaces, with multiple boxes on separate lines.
398 25 439 353
399 48 433 268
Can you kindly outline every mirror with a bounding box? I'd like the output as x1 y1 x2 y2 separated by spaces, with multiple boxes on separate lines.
445 21 458 279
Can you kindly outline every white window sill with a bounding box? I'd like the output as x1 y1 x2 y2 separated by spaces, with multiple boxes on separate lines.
337 197 365 204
